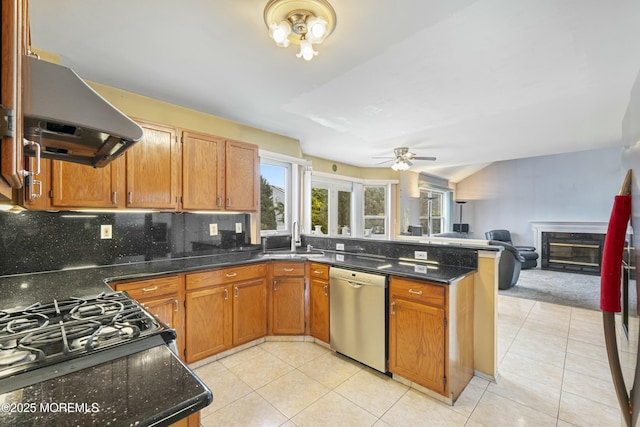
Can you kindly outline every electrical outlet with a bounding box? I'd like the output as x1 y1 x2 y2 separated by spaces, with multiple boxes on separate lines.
336 254 345 262
209 223 218 236
235 223 243 233
414 251 428 260
414 265 427 274
100 225 112 239
336 243 345 251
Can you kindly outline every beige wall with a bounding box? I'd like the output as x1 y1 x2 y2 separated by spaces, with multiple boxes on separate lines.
88 81 303 159
304 155 399 180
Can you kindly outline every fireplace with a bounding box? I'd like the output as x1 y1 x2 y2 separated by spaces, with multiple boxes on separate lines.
541 232 605 275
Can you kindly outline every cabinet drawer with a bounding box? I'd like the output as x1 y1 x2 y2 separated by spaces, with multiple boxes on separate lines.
115 275 180 300
390 276 445 307
309 263 329 280
186 263 267 291
271 262 304 277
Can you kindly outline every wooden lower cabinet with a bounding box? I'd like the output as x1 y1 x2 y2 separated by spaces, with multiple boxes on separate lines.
308 263 330 343
269 262 306 335
388 274 474 402
113 275 185 361
185 263 267 363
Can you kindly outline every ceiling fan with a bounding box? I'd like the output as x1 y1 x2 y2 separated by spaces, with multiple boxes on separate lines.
374 147 436 171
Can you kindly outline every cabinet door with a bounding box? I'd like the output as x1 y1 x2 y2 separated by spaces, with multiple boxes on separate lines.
115 275 184 359
140 295 182 354
51 158 123 208
233 278 267 346
186 285 232 363
389 297 446 395
309 278 329 343
126 121 180 209
0 0 27 196
224 140 258 211
271 276 305 335
182 131 225 211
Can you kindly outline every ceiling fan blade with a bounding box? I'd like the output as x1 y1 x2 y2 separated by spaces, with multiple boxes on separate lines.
372 156 394 159
405 159 413 167
375 159 394 165
411 156 437 161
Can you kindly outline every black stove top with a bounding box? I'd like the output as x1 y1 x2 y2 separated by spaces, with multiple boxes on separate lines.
0 291 176 394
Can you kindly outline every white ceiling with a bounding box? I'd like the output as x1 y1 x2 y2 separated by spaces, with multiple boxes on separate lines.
29 0 640 182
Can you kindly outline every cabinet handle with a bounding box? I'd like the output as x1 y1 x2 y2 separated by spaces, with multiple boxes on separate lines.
391 300 396 315
224 288 228 301
408 289 423 296
283 268 294 272
112 191 117 205
323 285 328 296
273 280 277 292
173 299 179 312
23 139 41 177
217 196 222 208
234 286 238 298
227 197 231 208
142 286 158 292
128 191 133 205
225 272 237 278
313 270 324 275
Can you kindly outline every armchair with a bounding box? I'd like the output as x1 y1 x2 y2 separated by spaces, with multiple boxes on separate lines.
485 229 539 269
488 240 524 290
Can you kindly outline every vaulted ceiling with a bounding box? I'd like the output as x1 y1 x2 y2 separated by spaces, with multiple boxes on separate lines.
29 0 640 181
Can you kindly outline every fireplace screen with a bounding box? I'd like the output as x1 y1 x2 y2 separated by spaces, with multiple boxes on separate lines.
541 232 605 275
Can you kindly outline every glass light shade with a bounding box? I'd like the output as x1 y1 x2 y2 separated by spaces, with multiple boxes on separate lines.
269 21 291 47
306 16 328 43
391 160 410 171
296 39 317 61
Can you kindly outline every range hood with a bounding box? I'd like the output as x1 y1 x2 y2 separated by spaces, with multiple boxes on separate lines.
22 55 144 168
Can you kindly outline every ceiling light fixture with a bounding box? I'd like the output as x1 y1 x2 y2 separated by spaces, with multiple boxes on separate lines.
391 160 411 171
264 0 337 61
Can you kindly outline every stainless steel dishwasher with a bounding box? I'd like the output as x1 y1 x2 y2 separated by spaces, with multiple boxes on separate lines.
329 267 388 373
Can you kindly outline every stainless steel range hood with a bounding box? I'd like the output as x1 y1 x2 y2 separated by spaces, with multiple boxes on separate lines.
22 55 144 168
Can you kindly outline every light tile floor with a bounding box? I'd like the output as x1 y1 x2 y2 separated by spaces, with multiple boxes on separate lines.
193 295 637 426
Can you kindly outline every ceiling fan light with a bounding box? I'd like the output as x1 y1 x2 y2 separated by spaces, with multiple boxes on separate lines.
269 21 291 47
297 39 317 61
306 16 327 43
391 160 410 171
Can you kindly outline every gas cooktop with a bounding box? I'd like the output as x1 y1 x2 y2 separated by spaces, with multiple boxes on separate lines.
0 291 176 394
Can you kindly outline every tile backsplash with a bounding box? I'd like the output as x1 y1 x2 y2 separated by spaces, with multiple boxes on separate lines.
0 211 252 276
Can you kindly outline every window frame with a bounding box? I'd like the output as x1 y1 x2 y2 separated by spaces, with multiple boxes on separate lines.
259 151 305 237
309 172 394 239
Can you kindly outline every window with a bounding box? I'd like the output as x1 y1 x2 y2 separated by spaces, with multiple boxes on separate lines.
419 189 444 235
260 159 291 233
311 178 353 236
364 185 386 237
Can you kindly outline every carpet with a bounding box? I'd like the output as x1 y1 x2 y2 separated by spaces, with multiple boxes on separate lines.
499 268 637 313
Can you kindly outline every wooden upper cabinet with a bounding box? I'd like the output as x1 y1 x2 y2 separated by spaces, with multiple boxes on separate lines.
225 140 258 211
126 120 180 210
1 0 28 199
182 131 225 211
50 157 124 208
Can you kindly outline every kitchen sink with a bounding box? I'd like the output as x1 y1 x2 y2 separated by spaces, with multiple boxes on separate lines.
256 249 326 259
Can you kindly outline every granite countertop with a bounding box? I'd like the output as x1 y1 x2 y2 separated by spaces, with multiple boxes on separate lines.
0 249 476 309
0 345 211 427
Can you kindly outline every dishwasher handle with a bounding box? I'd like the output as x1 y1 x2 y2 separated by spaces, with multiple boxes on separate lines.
345 280 365 289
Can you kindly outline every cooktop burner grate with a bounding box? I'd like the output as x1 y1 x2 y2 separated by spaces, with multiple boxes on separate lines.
0 291 175 393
